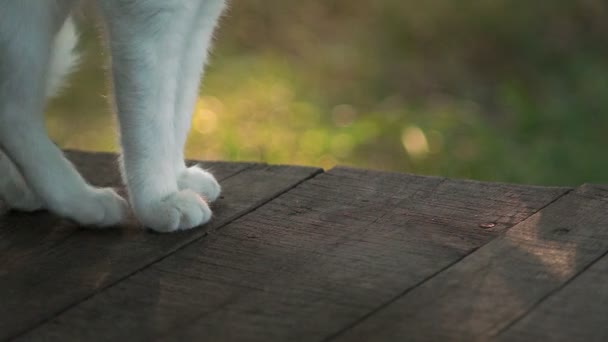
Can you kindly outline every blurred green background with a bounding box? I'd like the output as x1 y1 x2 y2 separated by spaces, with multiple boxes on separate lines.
48 0 608 186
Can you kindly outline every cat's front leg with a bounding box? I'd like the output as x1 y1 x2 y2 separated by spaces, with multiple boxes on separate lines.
99 0 214 232
172 0 226 203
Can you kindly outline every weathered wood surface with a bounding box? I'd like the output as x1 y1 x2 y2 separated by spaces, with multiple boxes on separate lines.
0 151 321 341
335 184 608 341
496 186 608 342
499 246 608 342
1 151 607 341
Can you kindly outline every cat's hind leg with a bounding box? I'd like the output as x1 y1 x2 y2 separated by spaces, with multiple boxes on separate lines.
0 150 44 212
172 0 226 203
0 5 128 226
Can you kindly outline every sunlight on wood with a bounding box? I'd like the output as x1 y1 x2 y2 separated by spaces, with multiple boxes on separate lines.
506 214 577 280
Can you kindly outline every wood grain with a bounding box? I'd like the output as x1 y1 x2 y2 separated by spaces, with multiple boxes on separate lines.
0 151 321 341
334 184 608 341
497 189 608 342
19 166 569 341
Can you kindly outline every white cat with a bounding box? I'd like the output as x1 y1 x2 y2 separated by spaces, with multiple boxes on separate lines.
0 0 226 232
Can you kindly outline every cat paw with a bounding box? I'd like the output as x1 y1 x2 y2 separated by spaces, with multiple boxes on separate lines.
0 153 44 212
177 165 221 202
135 189 212 233
51 187 129 227
1 185 45 212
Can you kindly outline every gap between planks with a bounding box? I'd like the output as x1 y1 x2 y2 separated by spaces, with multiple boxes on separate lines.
2 151 324 341
18 165 572 341
323 186 574 342
333 184 608 341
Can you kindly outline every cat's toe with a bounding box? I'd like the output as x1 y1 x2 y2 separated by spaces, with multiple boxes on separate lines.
0 179 44 212
91 188 130 227
51 187 128 227
177 165 221 202
136 189 212 233
3 188 44 212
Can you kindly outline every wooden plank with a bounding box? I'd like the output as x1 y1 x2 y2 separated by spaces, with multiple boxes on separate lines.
334 184 608 341
498 233 608 340
0 151 321 340
0 150 251 271
19 167 570 341
0 150 250 253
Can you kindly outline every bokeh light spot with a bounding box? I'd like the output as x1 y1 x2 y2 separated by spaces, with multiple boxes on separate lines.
401 126 430 158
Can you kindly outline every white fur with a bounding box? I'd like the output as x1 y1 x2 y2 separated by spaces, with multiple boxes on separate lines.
47 16 80 98
0 0 225 232
0 150 44 212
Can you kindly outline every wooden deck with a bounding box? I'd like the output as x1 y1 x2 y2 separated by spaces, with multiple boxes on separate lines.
1 150 607 341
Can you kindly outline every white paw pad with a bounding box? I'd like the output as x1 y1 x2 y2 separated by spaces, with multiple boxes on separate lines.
138 189 212 233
